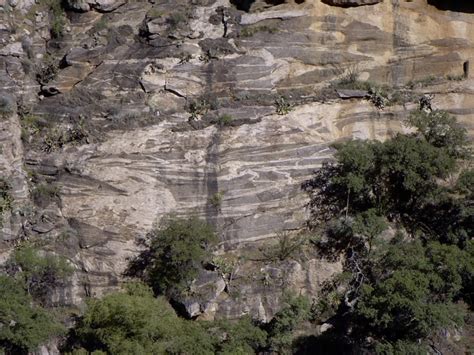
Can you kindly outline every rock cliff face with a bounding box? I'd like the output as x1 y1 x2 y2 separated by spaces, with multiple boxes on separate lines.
0 0 473 320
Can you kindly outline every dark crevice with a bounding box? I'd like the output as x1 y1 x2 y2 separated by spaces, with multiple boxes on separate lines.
264 0 285 5
230 0 256 12
427 0 474 13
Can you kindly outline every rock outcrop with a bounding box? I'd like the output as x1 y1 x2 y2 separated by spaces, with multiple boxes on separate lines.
0 0 473 319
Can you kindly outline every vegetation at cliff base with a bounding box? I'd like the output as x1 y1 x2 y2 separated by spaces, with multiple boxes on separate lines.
128 216 218 297
0 106 472 354
0 247 70 354
302 108 473 353
67 282 266 355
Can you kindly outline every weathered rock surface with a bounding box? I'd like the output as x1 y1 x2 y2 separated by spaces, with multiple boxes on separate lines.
0 0 473 320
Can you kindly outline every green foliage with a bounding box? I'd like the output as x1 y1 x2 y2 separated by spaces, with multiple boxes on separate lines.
407 110 468 157
92 16 108 33
0 94 15 116
407 75 439 89
211 317 267 354
217 114 233 127
356 270 464 341
303 109 473 352
0 275 64 353
275 96 293 115
71 283 266 354
446 73 465 81
41 0 65 38
209 191 224 208
6 245 73 306
74 283 188 354
374 340 427 355
0 178 13 226
259 232 306 262
352 209 387 255
31 183 61 207
305 134 457 226
167 12 186 30
456 169 474 198
143 216 217 296
240 25 278 37
188 98 211 120
267 294 311 353
20 114 41 142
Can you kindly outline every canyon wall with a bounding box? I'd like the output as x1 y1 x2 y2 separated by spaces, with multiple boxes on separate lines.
0 0 473 320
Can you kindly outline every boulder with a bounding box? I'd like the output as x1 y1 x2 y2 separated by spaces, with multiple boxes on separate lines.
89 0 126 12
66 0 90 12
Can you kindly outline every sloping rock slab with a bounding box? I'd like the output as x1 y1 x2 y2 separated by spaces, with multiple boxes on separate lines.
336 89 369 99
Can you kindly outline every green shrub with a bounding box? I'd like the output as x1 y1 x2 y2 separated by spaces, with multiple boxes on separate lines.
70 283 266 354
303 108 473 353
142 216 217 296
20 114 41 142
267 294 311 353
217 114 233 127
240 25 278 37
209 191 224 208
0 275 64 353
74 283 192 354
374 340 427 355
275 96 293 115
211 316 267 354
407 109 468 158
188 98 211 120
92 16 108 33
0 94 15 116
32 183 61 206
6 245 73 306
41 0 65 38
0 178 13 226
446 73 465 81
456 169 474 197
259 232 306 262
407 75 439 89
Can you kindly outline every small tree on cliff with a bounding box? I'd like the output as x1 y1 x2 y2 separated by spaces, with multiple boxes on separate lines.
136 216 218 297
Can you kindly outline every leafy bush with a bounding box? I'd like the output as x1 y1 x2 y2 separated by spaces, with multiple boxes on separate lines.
304 134 457 227
407 110 468 157
267 294 311 353
209 191 224 208
456 169 474 197
259 232 306 262
20 114 41 142
0 178 13 226
6 246 73 306
211 317 267 354
240 25 278 37
31 183 61 207
0 275 64 353
275 96 293 115
41 0 65 38
217 114 233 127
70 283 266 354
0 94 15 116
302 108 473 352
73 283 193 354
137 216 217 297
188 98 211 120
